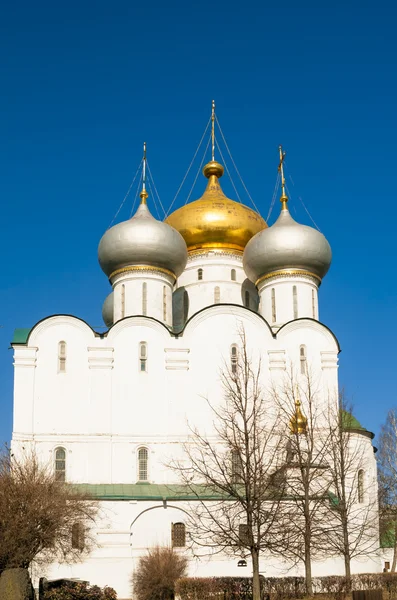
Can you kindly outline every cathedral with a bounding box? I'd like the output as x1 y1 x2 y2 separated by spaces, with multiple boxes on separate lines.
11 116 384 598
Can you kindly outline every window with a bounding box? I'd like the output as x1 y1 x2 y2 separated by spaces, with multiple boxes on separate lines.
138 447 149 481
197 268 203 281
300 345 307 375
358 469 364 503
142 282 147 316
312 289 316 319
121 284 125 319
139 342 147 372
239 523 250 546
172 522 186 548
55 447 66 482
271 288 276 323
244 290 250 308
293 286 298 319
231 269 236 281
71 522 85 551
163 286 167 321
58 341 66 373
232 449 243 483
214 286 220 304
231 344 238 374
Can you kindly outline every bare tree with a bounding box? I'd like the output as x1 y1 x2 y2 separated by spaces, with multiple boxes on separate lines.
0 448 98 572
324 397 379 587
171 329 286 600
378 409 397 571
269 371 334 596
132 546 188 600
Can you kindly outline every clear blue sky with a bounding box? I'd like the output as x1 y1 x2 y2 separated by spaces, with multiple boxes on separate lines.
1 0 396 444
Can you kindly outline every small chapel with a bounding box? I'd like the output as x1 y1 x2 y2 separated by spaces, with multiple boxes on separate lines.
10 107 382 598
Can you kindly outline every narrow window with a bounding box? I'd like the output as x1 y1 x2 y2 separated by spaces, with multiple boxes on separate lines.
358 470 364 503
172 522 186 548
142 282 147 316
71 523 85 550
163 286 167 321
232 449 243 483
214 286 220 304
231 269 236 281
55 447 66 482
300 345 307 375
245 290 250 308
231 344 238 374
293 285 298 319
58 341 66 373
271 288 276 323
138 447 149 481
183 290 189 322
197 268 203 281
239 523 250 546
121 284 125 319
312 289 316 319
139 342 147 372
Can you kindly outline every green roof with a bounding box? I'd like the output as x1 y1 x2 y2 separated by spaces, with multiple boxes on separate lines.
12 328 31 344
380 522 396 548
341 410 365 431
71 483 228 501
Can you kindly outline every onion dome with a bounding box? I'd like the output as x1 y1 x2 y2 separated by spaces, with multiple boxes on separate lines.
243 146 331 285
165 161 267 253
289 400 307 435
102 292 114 328
98 188 188 280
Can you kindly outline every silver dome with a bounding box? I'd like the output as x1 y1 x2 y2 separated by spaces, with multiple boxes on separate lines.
102 292 114 327
243 207 332 284
98 202 188 278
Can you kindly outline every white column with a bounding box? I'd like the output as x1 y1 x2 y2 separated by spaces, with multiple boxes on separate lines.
12 346 37 436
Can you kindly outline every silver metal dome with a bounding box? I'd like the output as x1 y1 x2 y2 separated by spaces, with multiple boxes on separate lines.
102 292 114 328
243 207 332 284
98 201 188 278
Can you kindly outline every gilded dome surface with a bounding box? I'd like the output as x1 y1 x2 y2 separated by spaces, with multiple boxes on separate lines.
165 161 267 253
102 292 114 327
243 206 332 284
98 200 188 278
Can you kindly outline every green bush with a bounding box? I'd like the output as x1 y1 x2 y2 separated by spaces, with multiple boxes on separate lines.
43 580 117 600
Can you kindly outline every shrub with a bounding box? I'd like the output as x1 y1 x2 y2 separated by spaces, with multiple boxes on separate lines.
132 546 188 600
43 580 117 600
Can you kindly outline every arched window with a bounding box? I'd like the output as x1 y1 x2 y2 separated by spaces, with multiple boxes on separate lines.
139 342 147 372
58 341 67 373
171 522 186 548
312 289 316 319
293 286 298 319
232 449 243 483
214 286 220 304
183 290 189 322
271 288 276 323
71 522 85 550
231 344 238 374
142 282 147 316
231 269 236 281
55 447 66 482
358 469 364 503
121 284 125 319
138 447 149 482
197 268 203 281
163 286 167 321
300 345 307 375
245 290 250 308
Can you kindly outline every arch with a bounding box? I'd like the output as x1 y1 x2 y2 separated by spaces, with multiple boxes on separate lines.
54 447 66 482
130 504 190 530
27 315 97 346
137 447 149 482
277 318 341 353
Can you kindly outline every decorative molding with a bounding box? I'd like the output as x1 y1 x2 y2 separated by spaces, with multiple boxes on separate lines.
256 269 321 287
267 350 287 371
109 265 176 282
164 348 190 370
187 249 243 262
320 351 339 369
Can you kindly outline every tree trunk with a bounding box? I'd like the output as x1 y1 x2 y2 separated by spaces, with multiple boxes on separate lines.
304 551 313 596
344 553 352 590
251 548 261 600
341 513 352 589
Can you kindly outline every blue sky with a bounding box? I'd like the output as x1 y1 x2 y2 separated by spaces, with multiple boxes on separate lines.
0 0 396 444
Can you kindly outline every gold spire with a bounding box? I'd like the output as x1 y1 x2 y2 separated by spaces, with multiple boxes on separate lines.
140 141 148 204
289 386 308 434
211 99 216 161
278 145 288 210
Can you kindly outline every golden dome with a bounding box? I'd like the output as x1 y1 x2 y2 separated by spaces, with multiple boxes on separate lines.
165 161 267 253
